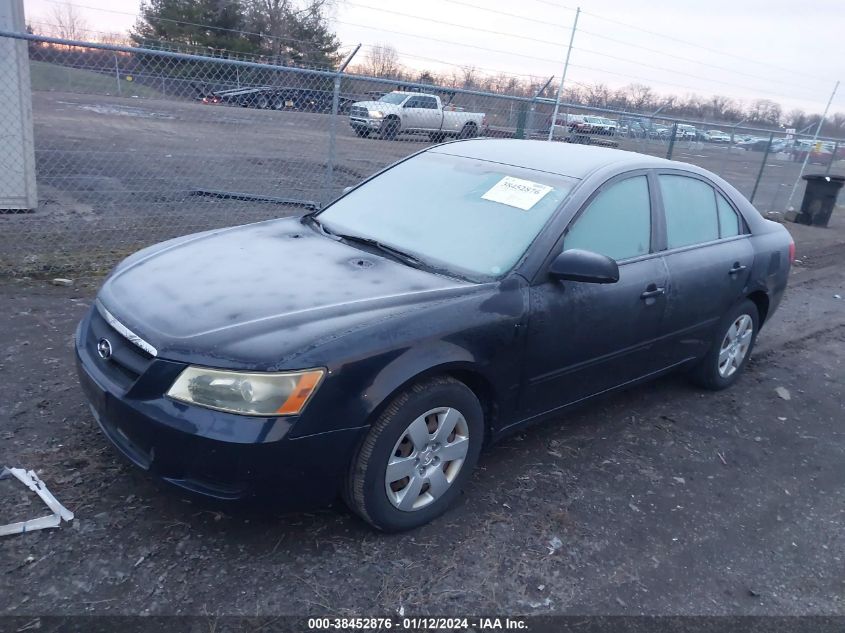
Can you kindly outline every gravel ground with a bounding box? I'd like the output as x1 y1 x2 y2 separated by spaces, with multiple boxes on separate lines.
1 215 844 617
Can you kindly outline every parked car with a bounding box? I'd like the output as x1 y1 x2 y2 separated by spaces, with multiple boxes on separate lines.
348 91 486 141
705 130 731 143
791 141 844 165
735 136 762 150
648 126 670 139
573 115 618 135
676 124 697 140
76 140 793 531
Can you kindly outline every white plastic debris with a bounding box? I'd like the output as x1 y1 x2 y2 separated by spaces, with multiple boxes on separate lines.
0 467 74 537
775 386 791 401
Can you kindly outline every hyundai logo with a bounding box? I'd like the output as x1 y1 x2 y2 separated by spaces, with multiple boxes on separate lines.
97 338 113 360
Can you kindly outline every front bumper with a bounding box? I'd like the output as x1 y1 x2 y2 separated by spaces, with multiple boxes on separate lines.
74 309 365 506
350 116 383 131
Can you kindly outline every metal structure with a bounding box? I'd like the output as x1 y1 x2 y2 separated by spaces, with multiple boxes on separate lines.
0 30 843 277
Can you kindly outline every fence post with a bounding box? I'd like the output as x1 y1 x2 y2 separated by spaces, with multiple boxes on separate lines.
515 103 528 139
324 74 342 203
323 45 360 206
666 122 678 159
750 132 774 204
826 141 839 175
114 53 121 96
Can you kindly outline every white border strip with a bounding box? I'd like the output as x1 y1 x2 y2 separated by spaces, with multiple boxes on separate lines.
96 300 158 357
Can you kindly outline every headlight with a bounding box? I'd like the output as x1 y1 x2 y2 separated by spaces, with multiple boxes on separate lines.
368 110 384 119
166 366 324 416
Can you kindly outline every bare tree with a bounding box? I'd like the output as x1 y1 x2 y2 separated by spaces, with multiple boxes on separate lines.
460 65 478 89
361 43 400 78
49 3 89 40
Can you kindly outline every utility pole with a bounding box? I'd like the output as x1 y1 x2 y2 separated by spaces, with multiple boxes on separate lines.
785 80 840 211
547 7 580 142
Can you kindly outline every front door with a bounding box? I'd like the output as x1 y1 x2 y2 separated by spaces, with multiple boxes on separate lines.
521 174 670 418
402 95 441 131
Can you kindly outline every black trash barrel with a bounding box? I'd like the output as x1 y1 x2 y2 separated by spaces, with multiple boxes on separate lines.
796 174 845 227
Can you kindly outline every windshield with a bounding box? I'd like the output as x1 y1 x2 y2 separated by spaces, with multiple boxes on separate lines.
378 92 408 105
317 152 576 280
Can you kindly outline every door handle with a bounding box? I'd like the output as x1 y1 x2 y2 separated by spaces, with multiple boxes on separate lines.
729 263 747 275
640 286 666 300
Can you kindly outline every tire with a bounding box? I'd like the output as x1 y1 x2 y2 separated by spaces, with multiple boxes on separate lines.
459 123 477 139
379 117 400 140
272 96 285 110
689 299 759 390
256 95 269 109
343 376 484 532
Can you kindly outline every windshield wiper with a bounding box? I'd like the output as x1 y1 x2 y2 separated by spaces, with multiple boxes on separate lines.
304 215 435 272
334 233 429 269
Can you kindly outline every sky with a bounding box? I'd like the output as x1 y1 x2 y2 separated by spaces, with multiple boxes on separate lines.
22 0 845 115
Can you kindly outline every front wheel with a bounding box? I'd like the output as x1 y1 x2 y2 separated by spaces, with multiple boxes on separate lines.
343 376 484 532
379 117 400 140
690 299 759 390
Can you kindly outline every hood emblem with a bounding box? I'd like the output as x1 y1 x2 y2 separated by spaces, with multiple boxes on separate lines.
97 338 113 360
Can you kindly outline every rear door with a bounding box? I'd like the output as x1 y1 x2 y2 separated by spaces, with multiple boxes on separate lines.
655 171 754 363
521 172 670 418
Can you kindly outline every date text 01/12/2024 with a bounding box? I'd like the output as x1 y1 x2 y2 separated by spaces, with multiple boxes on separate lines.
306 617 528 630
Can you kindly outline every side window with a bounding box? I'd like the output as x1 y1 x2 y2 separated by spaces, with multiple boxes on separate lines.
659 175 719 249
420 97 438 109
716 191 741 238
404 98 420 108
563 175 651 261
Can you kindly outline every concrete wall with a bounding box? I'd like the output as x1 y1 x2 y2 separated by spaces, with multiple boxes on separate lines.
0 0 37 211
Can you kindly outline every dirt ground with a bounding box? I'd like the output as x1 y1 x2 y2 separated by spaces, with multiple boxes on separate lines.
1 211 844 617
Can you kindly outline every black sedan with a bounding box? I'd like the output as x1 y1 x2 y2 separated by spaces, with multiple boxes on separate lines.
75 140 793 531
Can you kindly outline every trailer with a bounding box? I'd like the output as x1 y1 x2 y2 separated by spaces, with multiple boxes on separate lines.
201 85 355 114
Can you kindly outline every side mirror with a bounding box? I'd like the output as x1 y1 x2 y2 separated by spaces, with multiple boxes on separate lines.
549 249 619 284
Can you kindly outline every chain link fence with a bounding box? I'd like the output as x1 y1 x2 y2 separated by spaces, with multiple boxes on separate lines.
1 31 843 277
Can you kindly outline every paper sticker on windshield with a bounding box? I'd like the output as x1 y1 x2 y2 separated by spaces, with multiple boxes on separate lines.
481 176 553 211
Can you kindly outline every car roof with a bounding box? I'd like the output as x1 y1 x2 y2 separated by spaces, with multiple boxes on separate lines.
429 139 676 179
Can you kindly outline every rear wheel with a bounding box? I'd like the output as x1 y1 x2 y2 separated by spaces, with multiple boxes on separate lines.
256 94 270 109
343 376 484 532
459 122 478 139
272 96 286 110
690 299 759 390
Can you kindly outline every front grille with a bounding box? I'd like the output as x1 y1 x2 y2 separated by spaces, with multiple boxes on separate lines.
349 106 368 118
86 309 154 389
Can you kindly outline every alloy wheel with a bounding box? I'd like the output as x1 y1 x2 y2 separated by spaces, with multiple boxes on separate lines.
718 314 753 378
384 407 470 512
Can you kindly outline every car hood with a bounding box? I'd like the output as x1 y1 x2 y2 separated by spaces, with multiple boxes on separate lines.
98 217 475 368
352 100 401 114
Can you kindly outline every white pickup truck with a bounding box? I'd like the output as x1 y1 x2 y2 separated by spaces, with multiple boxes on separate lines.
349 91 486 141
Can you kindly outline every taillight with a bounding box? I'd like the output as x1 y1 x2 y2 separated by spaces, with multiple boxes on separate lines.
788 240 795 264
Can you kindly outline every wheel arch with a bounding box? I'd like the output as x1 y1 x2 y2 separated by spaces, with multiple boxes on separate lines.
746 290 770 325
364 356 500 445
